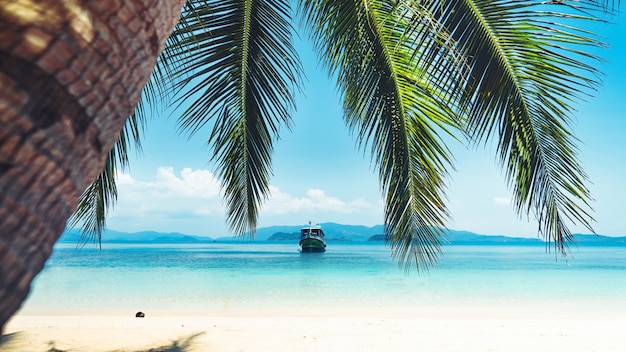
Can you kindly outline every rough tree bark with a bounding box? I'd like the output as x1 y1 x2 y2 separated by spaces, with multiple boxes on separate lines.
0 0 186 332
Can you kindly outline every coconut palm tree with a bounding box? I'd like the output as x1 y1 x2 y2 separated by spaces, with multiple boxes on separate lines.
0 0 617 332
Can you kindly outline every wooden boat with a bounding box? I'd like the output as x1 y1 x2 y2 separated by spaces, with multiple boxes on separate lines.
299 222 326 252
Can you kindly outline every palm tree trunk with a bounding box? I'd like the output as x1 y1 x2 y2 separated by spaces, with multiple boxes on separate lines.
0 0 186 332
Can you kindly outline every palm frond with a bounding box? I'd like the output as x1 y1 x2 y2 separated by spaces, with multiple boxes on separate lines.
67 149 116 247
300 0 459 271
164 0 303 236
422 0 608 255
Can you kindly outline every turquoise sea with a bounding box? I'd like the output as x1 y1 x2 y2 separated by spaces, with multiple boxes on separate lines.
17 242 626 317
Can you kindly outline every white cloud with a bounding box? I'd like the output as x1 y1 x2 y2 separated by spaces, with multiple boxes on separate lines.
112 167 224 220
261 186 375 215
493 197 512 206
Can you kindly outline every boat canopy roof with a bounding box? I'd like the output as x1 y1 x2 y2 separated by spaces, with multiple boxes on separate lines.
301 226 325 237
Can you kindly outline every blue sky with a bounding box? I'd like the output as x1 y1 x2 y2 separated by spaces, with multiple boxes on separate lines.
105 12 625 239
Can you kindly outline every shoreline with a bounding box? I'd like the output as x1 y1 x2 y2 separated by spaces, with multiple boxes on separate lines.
3 307 626 351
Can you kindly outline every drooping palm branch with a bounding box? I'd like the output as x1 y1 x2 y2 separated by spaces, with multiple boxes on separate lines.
419 0 610 256
299 0 463 270
164 0 303 236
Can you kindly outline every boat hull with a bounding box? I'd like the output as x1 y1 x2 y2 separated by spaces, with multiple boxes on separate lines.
300 238 326 252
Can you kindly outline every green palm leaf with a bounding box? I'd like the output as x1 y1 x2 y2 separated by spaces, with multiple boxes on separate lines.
300 0 460 270
164 0 303 236
421 0 610 254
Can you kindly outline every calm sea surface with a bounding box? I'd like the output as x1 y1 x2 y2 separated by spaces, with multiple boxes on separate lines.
17 242 626 316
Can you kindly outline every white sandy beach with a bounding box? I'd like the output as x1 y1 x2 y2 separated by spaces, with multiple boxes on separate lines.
3 307 626 352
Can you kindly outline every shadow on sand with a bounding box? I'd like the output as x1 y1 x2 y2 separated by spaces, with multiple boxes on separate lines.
0 331 205 352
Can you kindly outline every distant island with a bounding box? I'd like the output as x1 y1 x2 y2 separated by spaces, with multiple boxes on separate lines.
58 223 626 246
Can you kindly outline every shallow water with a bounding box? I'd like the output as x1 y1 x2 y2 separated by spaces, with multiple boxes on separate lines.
18 242 626 316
